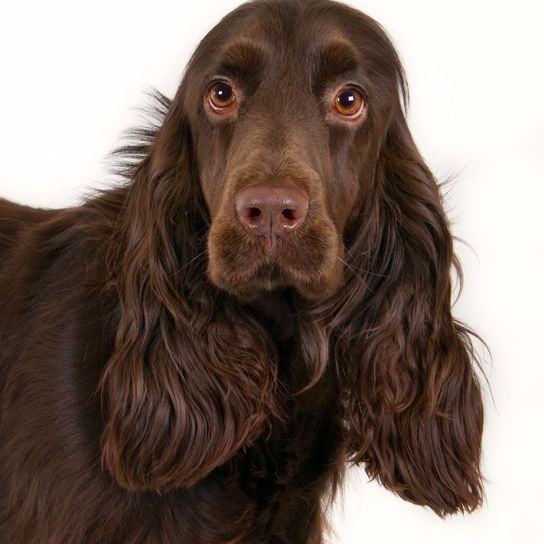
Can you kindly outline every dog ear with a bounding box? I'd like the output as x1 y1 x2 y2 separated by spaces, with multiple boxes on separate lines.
333 107 485 516
99 90 280 493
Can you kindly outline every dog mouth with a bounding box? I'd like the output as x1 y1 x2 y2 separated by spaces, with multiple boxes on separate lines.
240 260 295 294
206 220 343 301
253 231 292 254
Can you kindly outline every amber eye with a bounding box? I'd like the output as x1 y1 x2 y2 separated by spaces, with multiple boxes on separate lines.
334 87 364 117
207 81 237 112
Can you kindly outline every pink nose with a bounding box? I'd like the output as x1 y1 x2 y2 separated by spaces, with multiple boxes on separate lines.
235 185 309 236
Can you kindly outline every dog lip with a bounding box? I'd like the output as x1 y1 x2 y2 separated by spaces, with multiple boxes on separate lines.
260 233 280 253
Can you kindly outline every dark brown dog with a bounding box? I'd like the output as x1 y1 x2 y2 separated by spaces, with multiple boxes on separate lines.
0 0 484 542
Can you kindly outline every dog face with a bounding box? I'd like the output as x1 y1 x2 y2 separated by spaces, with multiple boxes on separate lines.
176 0 401 300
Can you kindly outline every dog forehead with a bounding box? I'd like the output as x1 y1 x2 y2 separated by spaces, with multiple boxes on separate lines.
188 0 360 76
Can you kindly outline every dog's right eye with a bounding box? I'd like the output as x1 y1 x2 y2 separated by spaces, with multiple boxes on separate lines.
207 81 237 113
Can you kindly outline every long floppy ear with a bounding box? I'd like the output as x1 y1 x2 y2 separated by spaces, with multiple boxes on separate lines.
99 91 280 492
332 107 485 516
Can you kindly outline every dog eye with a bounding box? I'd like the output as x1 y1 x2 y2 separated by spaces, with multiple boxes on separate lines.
207 81 237 112
333 87 364 117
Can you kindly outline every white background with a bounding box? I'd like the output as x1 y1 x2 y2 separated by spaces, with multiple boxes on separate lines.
1 1 543 542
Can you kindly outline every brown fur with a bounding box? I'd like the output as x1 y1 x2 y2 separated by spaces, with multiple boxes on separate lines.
0 0 484 542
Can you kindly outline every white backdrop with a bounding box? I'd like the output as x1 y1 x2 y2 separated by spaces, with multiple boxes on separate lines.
1 1 543 542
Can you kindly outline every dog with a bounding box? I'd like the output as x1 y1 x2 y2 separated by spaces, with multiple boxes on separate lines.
0 0 484 542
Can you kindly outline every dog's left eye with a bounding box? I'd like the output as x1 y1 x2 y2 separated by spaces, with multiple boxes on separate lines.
207 81 237 113
333 87 365 118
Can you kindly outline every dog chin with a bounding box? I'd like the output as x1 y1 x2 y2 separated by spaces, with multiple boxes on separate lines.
209 261 341 302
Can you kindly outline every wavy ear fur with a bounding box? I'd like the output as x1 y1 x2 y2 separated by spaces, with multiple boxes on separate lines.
331 108 485 516
99 91 280 492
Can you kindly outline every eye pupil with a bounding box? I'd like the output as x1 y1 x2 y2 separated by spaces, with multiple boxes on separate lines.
338 91 355 107
215 83 232 102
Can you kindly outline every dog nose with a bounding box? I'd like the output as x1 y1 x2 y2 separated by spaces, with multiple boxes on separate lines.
235 185 309 236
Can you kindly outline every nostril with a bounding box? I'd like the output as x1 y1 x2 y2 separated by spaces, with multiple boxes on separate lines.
247 207 261 219
281 209 296 221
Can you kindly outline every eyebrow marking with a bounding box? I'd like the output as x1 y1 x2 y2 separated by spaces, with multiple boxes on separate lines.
313 41 361 85
214 40 267 80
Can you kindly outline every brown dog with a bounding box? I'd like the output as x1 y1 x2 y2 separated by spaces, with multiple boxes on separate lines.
0 1 484 542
